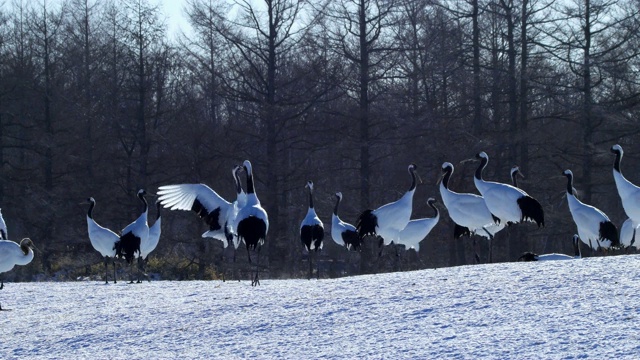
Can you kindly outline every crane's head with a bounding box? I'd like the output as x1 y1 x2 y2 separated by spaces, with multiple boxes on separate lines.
408 163 418 173
441 162 453 174
427 197 437 205
563 169 573 180
476 151 488 160
87 197 96 204
20 238 36 254
335 192 343 201
611 144 623 156
305 180 314 191
233 164 243 177
243 160 253 176
138 189 147 196
511 165 524 178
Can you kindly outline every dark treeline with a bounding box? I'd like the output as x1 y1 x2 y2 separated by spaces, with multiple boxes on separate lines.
1 0 640 281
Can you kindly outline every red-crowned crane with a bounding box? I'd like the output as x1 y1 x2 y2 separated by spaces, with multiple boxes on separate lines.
394 197 440 268
474 152 544 227
86 197 120 284
137 200 162 282
396 197 439 252
563 170 619 251
356 164 418 252
518 234 581 261
439 162 504 263
233 160 269 286
300 181 324 279
611 144 640 246
331 192 361 251
0 238 35 310
115 189 149 283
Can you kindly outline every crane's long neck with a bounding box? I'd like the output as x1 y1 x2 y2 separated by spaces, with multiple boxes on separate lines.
442 168 452 190
565 174 574 195
247 171 255 195
20 242 31 256
613 151 622 173
234 170 243 196
429 202 439 218
408 168 417 192
156 202 161 221
475 157 488 181
308 189 314 209
87 201 95 219
333 197 341 216
139 194 149 216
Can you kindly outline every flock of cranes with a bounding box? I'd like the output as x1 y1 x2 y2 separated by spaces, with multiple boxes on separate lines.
2 145 640 304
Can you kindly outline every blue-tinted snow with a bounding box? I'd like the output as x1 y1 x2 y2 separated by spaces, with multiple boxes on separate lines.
2 255 640 359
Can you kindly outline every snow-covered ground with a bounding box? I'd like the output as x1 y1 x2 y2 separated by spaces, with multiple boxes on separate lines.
2 254 640 359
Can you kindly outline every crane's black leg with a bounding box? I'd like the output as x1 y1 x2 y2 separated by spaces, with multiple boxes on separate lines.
104 257 109 284
136 257 144 283
308 250 313 280
112 259 117 284
481 227 496 264
317 251 321 280
128 261 135 284
252 248 261 287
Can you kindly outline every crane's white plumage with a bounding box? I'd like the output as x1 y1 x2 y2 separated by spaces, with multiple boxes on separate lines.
0 238 35 310
518 234 581 261
563 170 619 250
86 197 120 284
356 164 418 245
619 218 640 250
141 201 161 260
116 189 149 265
158 182 233 248
0 209 7 240
300 181 324 252
86 198 119 259
611 144 640 226
396 198 440 252
331 192 361 251
474 152 544 227
439 162 504 239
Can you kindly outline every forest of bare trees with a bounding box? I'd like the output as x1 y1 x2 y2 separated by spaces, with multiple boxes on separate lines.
2 0 640 281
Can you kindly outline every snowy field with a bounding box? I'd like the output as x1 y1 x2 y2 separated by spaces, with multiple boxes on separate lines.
2 254 640 359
